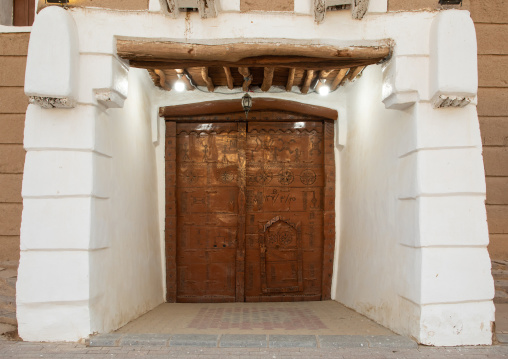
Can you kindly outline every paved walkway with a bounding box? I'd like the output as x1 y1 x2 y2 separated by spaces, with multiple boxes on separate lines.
116 301 393 335
1 302 508 357
1 337 508 358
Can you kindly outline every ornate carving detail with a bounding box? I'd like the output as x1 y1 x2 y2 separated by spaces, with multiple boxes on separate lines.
300 169 317 185
314 0 326 24
255 169 273 185
432 95 471 109
29 96 75 109
219 171 236 184
278 169 294 185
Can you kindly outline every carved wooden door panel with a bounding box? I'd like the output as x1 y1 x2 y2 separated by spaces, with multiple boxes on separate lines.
167 117 335 303
245 122 324 301
174 122 240 302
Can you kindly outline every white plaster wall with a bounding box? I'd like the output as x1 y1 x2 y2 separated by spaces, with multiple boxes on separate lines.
333 65 420 338
88 68 164 334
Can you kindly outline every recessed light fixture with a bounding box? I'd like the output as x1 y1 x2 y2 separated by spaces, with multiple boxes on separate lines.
317 79 330 96
173 75 186 92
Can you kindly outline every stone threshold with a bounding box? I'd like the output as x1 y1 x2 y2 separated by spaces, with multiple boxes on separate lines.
88 333 418 349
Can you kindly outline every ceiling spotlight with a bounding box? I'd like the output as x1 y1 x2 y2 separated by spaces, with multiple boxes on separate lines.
317 79 330 96
173 75 186 92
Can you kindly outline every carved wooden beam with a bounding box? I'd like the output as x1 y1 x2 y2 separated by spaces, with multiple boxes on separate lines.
314 0 326 24
198 0 220 18
330 68 349 90
261 67 275 92
154 69 171 91
201 67 215 92
301 70 315 94
238 67 253 92
286 68 296 91
352 0 369 20
175 69 194 91
223 67 234 89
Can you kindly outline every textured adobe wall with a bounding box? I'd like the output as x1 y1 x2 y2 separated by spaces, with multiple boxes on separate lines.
0 32 29 331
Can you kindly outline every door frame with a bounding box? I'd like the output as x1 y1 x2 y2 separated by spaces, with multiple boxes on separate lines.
161 99 337 302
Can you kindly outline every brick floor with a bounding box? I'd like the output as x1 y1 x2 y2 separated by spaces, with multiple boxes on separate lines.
1 337 508 358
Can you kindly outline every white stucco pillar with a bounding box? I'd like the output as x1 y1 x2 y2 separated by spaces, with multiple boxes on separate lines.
395 10 494 346
18 6 163 341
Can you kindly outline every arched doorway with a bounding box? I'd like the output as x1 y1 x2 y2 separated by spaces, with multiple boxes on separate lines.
161 99 337 303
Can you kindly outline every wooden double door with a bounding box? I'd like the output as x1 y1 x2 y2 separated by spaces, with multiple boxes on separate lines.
165 115 335 303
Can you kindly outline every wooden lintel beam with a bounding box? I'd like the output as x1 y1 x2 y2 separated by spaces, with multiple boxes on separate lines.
154 69 171 91
301 70 315 94
223 66 234 89
261 67 275 92
160 98 338 121
175 69 194 91
117 39 391 64
130 58 378 71
331 68 349 91
286 68 296 91
201 67 215 92
238 67 253 92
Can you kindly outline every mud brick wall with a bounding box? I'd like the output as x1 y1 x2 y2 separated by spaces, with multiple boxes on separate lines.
0 32 29 329
390 0 508 302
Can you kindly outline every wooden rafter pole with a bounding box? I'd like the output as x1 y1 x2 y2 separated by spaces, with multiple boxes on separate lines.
286 68 296 91
223 66 234 89
346 66 365 81
330 68 349 91
261 67 275 92
154 69 171 91
301 70 315 94
238 67 253 92
201 67 215 92
175 69 194 91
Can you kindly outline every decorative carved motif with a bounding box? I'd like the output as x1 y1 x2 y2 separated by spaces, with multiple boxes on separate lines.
314 0 326 24
278 169 295 185
255 169 273 185
29 96 75 109
300 169 317 185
